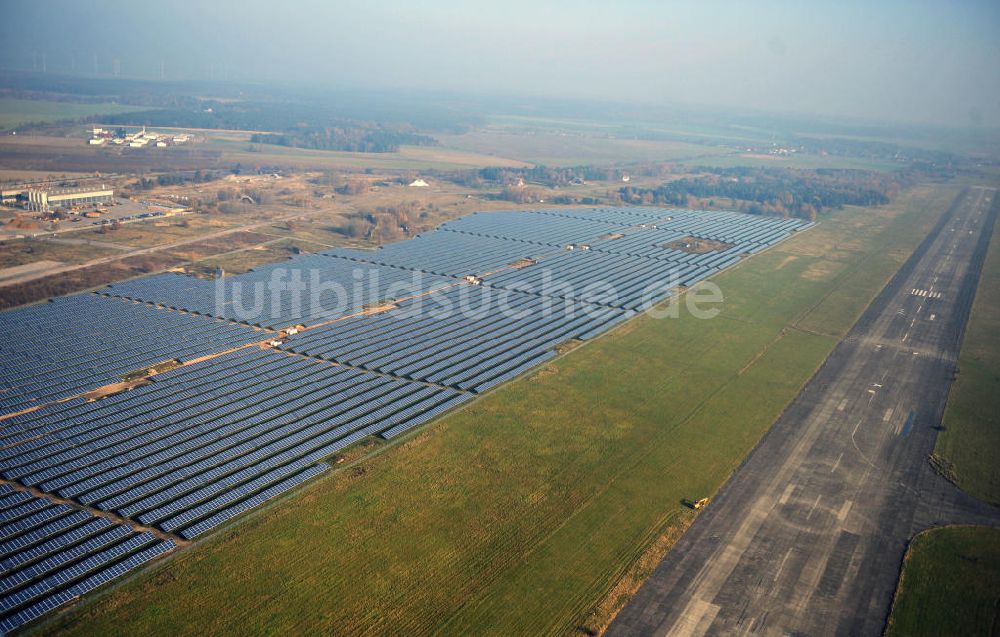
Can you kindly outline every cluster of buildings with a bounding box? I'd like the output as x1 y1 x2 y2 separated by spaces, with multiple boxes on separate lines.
89 127 191 148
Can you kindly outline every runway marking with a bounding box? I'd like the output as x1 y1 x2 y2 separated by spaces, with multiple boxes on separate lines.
657 500 783 637
831 453 843 473
772 548 794 584
901 317 917 343
778 483 795 505
883 408 894 423
851 419 877 468
665 598 720 637
805 495 822 520
837 500 853 522
837 398 848 411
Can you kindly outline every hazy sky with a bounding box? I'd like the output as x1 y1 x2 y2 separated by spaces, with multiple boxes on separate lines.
2 0 998 126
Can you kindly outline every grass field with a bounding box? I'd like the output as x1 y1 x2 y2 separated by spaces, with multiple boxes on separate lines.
45 184 954 636
0 239 122 270
885 526 1000 637
85 216 251 249
0 98 145 131
205 135 533 171
185 238 319 276
474 117 904 171
678 152 903 172
435 129 723 166
934 190 1000 505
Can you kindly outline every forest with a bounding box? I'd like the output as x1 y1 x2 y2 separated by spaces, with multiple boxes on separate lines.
617 167 912 219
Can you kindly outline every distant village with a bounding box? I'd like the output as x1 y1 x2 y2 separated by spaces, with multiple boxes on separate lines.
88 126 192 148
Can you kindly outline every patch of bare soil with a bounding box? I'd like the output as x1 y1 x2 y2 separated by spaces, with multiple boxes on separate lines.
663 236 733 254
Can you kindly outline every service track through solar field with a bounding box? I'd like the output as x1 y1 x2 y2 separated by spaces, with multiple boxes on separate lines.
0 206 809 631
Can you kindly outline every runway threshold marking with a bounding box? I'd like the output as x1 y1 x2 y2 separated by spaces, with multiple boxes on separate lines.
772 548 794 584
778 483 795 505
666 599 720 637
836 500 853 522
805 495 823 520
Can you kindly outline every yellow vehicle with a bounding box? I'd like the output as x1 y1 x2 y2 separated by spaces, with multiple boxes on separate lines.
692 497 710 510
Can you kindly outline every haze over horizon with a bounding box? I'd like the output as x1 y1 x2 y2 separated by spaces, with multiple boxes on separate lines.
1 0 998 127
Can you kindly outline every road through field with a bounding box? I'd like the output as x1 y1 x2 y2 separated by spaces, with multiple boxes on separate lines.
0 220 284 289
608 186 1000 636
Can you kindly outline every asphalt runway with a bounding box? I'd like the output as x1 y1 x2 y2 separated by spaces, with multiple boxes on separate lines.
608 186 1000 637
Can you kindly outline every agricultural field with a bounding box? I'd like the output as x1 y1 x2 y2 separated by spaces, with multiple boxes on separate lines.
934 190 1000 504
0 98 146 131
44 183 950 636
885 526 1000 637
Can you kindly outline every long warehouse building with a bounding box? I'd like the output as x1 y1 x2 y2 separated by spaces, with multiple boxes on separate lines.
23 187 114 212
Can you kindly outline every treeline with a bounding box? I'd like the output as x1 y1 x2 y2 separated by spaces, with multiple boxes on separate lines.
438 162 682 190
791 137 959 165
618 167 915 220
134 169 221 190
333 200 447 244
455 165 628 188
250 126 436 153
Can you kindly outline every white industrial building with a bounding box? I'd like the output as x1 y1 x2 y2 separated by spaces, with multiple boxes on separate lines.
24 187 114 212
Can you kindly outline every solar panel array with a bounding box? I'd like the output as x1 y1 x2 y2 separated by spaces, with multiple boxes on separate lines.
0 295 267 415
0 484 174 633
464 208 811 311
282 286 633 393
0 348 467 532
438 210 629 246
330 232 557 278
103 255 455 329
0 205 810 629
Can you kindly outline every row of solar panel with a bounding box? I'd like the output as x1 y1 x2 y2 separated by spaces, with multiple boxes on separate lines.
282 287 629 391
0 350 467 540
0 295 265 415
483 250 714 311
0 348 295 448
438 211 631 246
0 487 174 633
328 231 559 279
530 206 677 224
103 255 456 330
